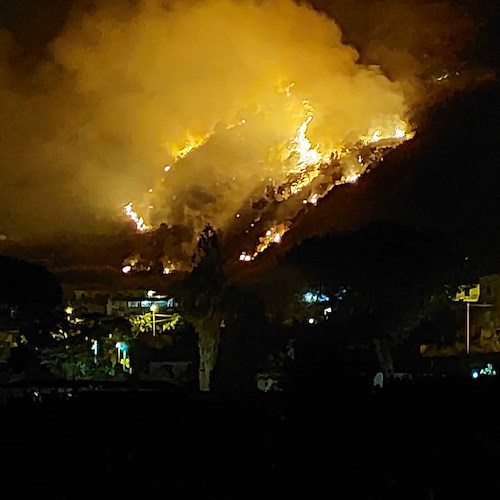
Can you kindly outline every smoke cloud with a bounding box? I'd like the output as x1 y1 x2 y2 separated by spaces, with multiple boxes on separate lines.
0 0 482 241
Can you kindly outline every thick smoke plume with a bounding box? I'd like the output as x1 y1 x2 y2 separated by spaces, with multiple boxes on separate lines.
0 0 481 241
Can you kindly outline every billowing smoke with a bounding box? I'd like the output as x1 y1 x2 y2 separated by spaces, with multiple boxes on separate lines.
0 0 482 242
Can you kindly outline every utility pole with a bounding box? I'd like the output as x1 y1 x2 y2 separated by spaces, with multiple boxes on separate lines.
150 304 158 337
453 283 480 355
466 302 470 355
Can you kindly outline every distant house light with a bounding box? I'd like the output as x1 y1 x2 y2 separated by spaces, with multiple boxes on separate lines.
302 291 330 303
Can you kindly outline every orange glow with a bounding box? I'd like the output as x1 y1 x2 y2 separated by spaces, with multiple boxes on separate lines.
124 203 150 232
112 0 416 265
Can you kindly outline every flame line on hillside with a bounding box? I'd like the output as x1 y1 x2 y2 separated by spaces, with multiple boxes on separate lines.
238 116 414 261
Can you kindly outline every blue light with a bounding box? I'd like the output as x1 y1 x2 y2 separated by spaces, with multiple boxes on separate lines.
479 363 497 376
471 369 479 379
302 291 330 303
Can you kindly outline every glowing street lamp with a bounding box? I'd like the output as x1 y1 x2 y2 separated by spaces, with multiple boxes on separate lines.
91 339 98 364
115 341 131 372
115 341 122 363
65 306 73 320
453 284 480 355
150 303 158 337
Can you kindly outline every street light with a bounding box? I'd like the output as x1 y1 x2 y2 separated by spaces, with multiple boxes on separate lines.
147 304 177 338
115 341 131 372
91 339 98 364
65 306 73 322
150 303 158 337
115 341 122 362
453 284 493 355
453 284 480 355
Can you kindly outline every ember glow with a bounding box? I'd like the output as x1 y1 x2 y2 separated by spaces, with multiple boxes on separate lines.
168 132 213 161
124 203 150 232
236 111 413 260
125 82 413 266
284 102 329 172
240 221 292 261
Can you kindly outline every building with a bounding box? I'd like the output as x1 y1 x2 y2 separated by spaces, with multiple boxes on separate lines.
106 292 178 317
64 287 178 319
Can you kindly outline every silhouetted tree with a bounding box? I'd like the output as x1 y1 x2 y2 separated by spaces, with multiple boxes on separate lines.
212 284 271 393
283 221 476 377
174 224 226 391
0 255 62 313
0 255 62 346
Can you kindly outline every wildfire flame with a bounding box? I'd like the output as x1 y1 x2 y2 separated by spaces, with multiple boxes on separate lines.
169 132 212 161
124 94 414 265
240 221 291 261
286 107 329 172
238 109 414 261
124 202 150 232
115 1 418 271
362 121 414 146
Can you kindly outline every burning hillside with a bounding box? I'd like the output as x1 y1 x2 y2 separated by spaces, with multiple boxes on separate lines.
123 95 412 272
0 0 485 253
118 0 414 273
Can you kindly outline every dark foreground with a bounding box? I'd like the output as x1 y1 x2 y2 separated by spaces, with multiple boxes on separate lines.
1 376 500 499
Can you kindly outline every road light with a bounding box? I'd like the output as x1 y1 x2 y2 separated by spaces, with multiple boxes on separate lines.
453 284 493 355
150 303 158 337
115 341 122 362
115 341 130 372
65 306 73 318
91 339 98 364
453 284 480 355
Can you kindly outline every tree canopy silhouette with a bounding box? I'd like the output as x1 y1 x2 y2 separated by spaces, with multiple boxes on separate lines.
0 255 62 315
